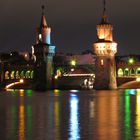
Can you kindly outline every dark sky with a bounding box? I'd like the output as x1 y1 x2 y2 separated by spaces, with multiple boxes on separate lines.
0 0 140 55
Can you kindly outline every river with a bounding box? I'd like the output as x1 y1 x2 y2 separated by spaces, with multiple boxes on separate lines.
0 89 139 140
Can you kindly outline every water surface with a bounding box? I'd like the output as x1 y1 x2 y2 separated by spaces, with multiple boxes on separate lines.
0 89 139 140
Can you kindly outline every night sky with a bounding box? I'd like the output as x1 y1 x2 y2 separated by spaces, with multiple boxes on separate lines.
0 0 140 55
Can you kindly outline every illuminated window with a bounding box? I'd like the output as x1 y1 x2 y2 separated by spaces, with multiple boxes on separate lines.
16 71 20 79
71 60 76 66
124 68 129 76
31 46 34 54
5 71 10 79
20 71 25 78
130 68 135 76
56 69 61 77
25 71 30 79
118 68 123 77
137 68 140 75
101 59 104 65
128 58 134 64
30 71 34 79
10 71 15 79
39 34 42 41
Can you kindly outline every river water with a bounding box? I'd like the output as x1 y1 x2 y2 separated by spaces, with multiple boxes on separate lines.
0 89 140 140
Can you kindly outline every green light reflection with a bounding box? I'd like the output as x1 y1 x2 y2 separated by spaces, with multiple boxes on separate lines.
26 105 32 140
124 89 131 140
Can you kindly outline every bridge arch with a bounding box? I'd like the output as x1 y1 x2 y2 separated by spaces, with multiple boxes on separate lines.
119 80 140 89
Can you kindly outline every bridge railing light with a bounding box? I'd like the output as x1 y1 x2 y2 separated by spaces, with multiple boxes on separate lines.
20 79 24 83
136 78 140 82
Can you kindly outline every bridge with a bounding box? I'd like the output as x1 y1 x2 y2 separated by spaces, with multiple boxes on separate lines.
116 59 140 88
1 5 140 90
0 63 34 89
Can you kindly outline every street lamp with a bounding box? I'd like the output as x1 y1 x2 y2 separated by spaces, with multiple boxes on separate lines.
71 60 76 66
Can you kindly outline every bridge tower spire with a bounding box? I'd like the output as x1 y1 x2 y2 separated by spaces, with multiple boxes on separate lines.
32 5 55 90
93 0 117 89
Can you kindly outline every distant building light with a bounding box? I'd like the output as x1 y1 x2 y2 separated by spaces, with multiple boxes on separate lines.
71 60 76 66
25 54 28 58
54 75 58 79
71 68 74 72
20 79 24 83
39 34 42 41
128 58 134 64
101 59 104 65
31 46 34 54
136 77 140 82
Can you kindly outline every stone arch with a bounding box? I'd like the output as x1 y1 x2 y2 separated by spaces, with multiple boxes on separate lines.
124 68 129 76
130 68 135 76
15 71 20 79
136 68 140 76
30 70 34 79
10 71 15 79
118 68 123 77
20 71 25 78
25 70 31 79
5 71 10 79
119 81 140 89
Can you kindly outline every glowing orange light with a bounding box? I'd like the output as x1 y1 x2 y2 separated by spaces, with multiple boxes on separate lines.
54 75 58 79
136 78 140 82
20 79 24 83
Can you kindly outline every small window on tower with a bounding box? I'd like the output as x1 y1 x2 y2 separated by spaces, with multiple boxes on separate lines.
101 59 104 65
39 34 42 41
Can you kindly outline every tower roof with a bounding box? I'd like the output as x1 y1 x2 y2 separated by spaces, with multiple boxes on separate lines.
100 0 109 24
40 5 47 28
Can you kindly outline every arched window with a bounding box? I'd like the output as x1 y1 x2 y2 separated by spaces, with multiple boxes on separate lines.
124 68 129 76
56 69 62 77
30 71 34 79
20 71 25 78
5 71 10 79
130 68 135 76
118 68 123 77
25 71 30 79
10 71 15 79
136 68 140 76
15 71 20 79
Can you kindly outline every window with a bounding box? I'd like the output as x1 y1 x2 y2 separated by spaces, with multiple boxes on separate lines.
5 71 10 79
118 68 123 77
101 59 104 65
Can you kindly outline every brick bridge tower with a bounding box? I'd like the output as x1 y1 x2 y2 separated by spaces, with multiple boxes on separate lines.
93 0 117 89
32 6 55 90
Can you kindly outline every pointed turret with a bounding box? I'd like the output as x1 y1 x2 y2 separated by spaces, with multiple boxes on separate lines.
40 5 47 29
96 0 113 41
36 5 51 44
100 0 109 24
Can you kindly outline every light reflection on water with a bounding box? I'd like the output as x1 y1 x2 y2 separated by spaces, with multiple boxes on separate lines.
69 94 80 140
2 89 140 139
